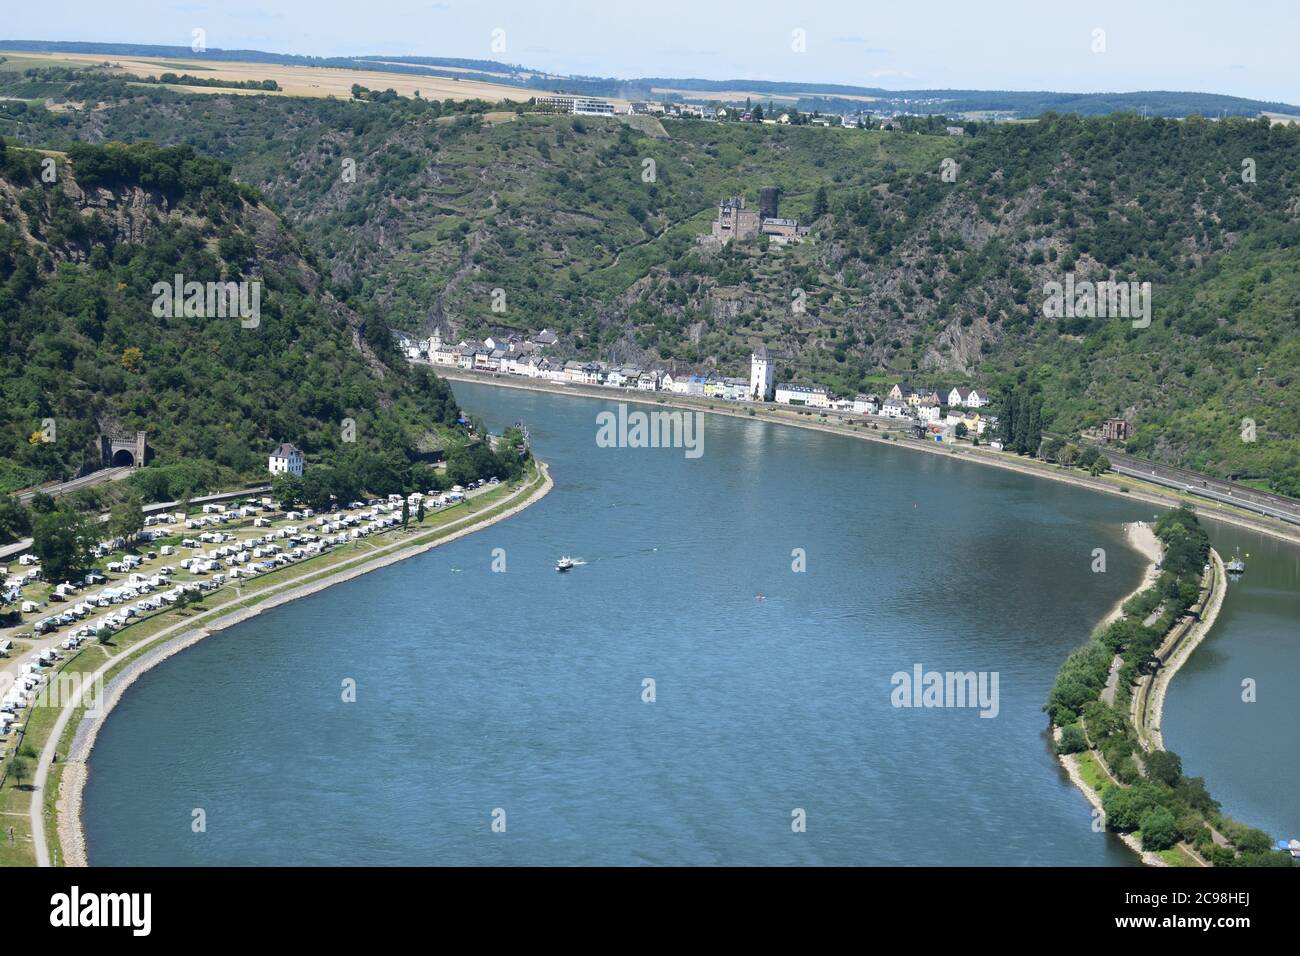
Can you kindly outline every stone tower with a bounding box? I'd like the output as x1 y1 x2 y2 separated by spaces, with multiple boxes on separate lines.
750 346 774 402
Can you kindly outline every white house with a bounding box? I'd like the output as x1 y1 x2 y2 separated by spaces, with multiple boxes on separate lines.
431 345 460 367
775 383 831 408
852 394 879 415
268 442 304 477
917 403 942 423
720 377 750 401
750 346 775 401
947 387 989 409
879 398 910 419
563 361 587 384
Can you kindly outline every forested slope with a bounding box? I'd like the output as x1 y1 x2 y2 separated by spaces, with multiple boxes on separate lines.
2 66 1297 490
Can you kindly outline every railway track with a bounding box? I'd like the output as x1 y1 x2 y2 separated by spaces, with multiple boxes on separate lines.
1101 450 1300 526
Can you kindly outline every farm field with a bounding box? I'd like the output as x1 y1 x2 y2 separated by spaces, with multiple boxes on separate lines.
5 51 567 102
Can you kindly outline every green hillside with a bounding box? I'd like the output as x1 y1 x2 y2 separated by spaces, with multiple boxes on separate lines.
1 66 1297 493
0 138 514 513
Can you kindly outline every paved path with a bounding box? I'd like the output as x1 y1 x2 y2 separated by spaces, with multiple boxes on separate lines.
1100 655 1122 705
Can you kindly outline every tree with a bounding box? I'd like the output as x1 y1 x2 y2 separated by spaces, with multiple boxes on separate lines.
812 186 829 218
416 499 425 523
270 474 303 509
1232 827 1273 855
998 392 1018 446
1144 749 1182 786
401 498 410 530
1023 396 1043 456
1090 454 1111 477
301 467 355 512
1139 805 1178 851
108 496 145 545
0 497 31 545
1102 781 1162 831
1055 724 1088 754
31 509 93 582
6 755 29 790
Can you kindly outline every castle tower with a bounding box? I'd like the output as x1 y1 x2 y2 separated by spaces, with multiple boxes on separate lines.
750 346 774 402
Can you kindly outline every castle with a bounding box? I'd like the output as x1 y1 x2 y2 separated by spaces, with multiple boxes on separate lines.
710 189 810 245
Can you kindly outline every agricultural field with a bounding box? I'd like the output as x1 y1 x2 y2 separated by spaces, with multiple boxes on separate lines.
6 51 562 102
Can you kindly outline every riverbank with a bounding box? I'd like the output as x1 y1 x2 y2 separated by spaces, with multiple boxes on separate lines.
438 369 1300 548
1057 750 1168 866
1099 522 1164 630
1143 549 1228 751
1053 518 1237 867
1056 519 1172 866
41 461 554 867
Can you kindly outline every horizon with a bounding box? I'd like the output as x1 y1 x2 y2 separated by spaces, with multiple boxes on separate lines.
4 0 1299 104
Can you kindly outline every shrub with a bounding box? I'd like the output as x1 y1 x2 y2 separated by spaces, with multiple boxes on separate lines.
1139 805 1178 851
1056 724 1089 755
1103 781 1163 831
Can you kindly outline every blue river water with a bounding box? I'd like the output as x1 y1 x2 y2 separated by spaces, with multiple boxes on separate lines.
82 382 1296 864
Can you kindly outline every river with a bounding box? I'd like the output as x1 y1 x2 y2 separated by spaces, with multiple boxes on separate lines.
81 382 1296 864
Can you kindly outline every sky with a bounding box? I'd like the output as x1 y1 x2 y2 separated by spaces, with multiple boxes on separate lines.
5 0 1299 104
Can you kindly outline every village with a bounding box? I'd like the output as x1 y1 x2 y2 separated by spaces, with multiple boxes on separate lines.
533 93 970 135
401 329 998 445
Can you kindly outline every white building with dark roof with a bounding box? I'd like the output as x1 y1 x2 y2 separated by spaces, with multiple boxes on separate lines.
774 383 831 408
269 443 304 477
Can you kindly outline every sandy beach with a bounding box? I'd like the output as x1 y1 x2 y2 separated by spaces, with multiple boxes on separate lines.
42 463 554 867
1098 521 1164 630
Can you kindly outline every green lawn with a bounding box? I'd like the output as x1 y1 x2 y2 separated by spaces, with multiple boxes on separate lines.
1074 751 1114 797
